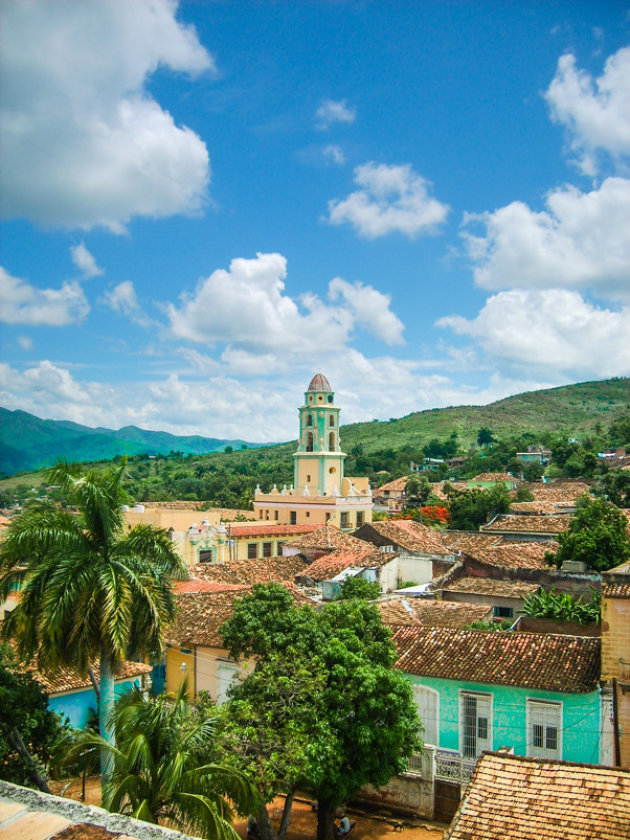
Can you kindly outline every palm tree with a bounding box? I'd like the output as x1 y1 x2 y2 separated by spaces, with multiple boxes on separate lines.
70 683 258 840
0 460 186 786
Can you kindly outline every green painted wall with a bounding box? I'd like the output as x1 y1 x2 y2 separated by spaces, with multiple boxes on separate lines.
407 674 600 765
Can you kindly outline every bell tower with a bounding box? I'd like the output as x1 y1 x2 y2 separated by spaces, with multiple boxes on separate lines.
294 373 345 496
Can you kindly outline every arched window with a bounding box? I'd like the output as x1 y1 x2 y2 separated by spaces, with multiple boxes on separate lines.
306 432 314 452
329 432 335 451
329 415 335 427
306 414 313 427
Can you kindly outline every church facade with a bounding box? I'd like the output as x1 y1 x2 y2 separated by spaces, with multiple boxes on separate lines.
253 373 373 530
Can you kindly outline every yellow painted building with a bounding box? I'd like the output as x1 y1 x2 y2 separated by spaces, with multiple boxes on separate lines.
253 373 373 531
601 560 630 768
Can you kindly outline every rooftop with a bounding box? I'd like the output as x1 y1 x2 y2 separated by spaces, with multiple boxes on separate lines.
0 780 198 840
225 523 321 537
307 372 332 392
602 558 630 598
481 514 572 534
469 473 516 482
442 576 541 598
445 752 630 840
358 520 452 555
33 659 151 696
526 481 591 502
378 598 492 628
285 524 368 551
393 626 600 693
303 546 390 582
441 532 503 552
188 556 308 585
465 541 554 570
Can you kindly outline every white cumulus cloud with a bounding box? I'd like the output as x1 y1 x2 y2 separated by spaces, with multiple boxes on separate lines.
545 47 630 175
101 280 150 327
315 98 356 129
438 289 630 379
70 243 104 277
328 277 405 345
462 177 630 298
0 0 213 231
0 266 89 326
326 162 449 238
166 252 404 357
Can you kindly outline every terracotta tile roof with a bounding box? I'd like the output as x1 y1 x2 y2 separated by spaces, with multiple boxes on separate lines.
442 576 540 598
375 476 408 493
465 542 555 570
33 659 151 695
303 546 389 582
525 481 591 502
361 520 452 555
602 559 630 598
173 579 247 594
393 626 600 693
226 523 321 537
509 500 569 514
188 555 308 584
169 585 313 647
445 752 630 840
284 525 368 551
378 598 492 628
481 514 571 534
469 473 516 482
441 532 503 552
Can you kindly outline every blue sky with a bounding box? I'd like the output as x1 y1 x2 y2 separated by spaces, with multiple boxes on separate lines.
1 1 629 443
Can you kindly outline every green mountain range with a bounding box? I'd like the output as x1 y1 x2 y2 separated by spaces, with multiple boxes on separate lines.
0 408 262 476
2 377 629 480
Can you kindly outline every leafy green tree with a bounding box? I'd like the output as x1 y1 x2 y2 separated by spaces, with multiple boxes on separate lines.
0 642 67 792
445 483 511 531
477 427 495 447
221 585 421 840
404 474 432 507
0 461 186 788
219 656 333 840
70 683 257 839
596 470 630 508
551 496 630 572
515 485 535 502
336 576 381 600
522 462 544 482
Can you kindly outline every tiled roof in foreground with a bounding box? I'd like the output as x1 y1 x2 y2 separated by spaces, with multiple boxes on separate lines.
393 625 600 693
444 752 630 840
285 525 368 551
363 520 452 554
0 780 196 840
304 546 390 582
465 542 554 570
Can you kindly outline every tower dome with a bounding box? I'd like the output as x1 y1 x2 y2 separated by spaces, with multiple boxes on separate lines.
307 372 332 392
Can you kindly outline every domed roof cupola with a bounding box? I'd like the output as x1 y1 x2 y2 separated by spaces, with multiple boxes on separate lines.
307 372 332 392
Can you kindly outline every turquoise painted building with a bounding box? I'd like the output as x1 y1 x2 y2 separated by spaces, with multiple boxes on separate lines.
37 661 152 729
394 626 602 765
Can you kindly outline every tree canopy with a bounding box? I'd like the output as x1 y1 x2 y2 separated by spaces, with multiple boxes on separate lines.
444 482 511 531
551 496 630 572
0 461 186 787
220 585 421 840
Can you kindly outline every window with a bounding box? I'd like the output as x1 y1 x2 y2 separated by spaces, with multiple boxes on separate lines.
460 692 492 757
356 512 364 527
329 415 335 426
247 543 257 559
306 432 314 452
262 542 272 557
340 512 349 529
217 661 239 705
306 474 311 482
306 414 313 426
327 395 333 403
527 700 561 759
290 511 297 525
329 432 335 450
199 549 213 563
413 685 439 747
306 511 310 517
493 605 514 619
326 513 331 522
274 510 279 520
277 541 285 554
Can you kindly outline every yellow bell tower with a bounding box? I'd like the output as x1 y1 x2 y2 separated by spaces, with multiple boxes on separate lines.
294 373 345 496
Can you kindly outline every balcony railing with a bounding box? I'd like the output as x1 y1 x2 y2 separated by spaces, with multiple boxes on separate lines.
405 746 477 784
